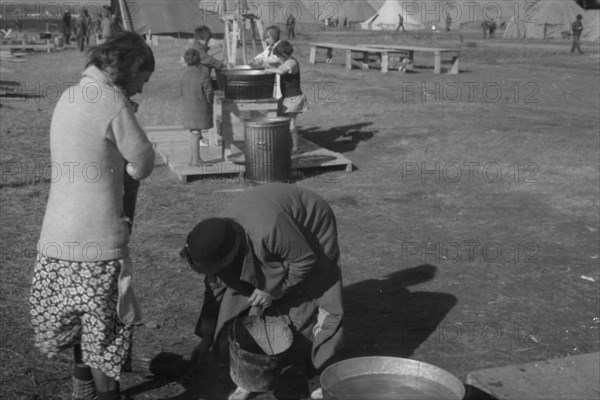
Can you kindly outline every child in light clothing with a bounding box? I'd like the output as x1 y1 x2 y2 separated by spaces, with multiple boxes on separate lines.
264 40 308 154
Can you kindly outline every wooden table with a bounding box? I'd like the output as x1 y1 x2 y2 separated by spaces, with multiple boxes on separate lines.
308 42 397 73
357 44 461 74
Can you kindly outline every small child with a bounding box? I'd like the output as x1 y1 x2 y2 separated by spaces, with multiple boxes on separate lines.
181 48 214 165
264 40 308 154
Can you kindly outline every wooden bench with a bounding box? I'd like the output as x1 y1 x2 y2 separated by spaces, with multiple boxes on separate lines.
357 44 460 74
308 42 399 73
0 40 54 53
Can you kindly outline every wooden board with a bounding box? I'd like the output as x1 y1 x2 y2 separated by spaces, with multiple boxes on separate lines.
466 352 600 400
146 126 354 184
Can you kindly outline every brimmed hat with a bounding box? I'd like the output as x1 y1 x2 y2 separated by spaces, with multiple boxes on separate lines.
180 218 243 274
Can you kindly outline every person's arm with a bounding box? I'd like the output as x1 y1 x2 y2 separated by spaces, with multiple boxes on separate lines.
108 102 155 180
264 59 295 76
259 215 317 300
201 78 214 104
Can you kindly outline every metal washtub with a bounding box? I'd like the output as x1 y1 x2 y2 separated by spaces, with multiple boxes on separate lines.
321 356 465 400
216 66 276 101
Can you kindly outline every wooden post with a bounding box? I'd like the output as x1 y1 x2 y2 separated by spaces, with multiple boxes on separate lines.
433 51 441 74
231 20 238 65
380 51 389 73
309 46 316 64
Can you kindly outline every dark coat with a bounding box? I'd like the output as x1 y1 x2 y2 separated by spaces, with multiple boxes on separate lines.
181 66 214 130
195 183 344 369
190 41 225 75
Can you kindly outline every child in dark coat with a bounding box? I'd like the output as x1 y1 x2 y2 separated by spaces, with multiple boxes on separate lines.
181 48 214 165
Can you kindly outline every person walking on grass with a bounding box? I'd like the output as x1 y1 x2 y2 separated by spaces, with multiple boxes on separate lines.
397 13 405 32
571 14 584 54
286 14 296 39
30 31 155 400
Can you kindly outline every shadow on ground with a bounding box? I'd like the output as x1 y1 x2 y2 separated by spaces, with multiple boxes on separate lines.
123 264 456 399
301 123 376 154
341 264 457 359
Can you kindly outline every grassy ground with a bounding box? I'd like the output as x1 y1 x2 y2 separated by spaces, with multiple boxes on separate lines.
1 27 599 399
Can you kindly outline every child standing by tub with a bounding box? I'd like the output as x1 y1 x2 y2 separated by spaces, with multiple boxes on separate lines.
264 40 308 155
181 48 214 165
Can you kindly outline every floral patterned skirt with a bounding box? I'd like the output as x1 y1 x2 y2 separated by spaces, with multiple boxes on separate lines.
29 253 133 380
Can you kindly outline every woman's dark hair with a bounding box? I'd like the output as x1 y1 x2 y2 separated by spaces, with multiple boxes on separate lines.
184 49 201 66
86 31 155 90
194 26 213 41
273 40 293 59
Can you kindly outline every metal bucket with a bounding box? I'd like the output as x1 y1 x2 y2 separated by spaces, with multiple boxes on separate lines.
321 357 465 400
244 117 292 184
229 313 293 392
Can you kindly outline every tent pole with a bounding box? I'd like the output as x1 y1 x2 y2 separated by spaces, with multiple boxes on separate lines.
240 0 247 64
117 0 132 31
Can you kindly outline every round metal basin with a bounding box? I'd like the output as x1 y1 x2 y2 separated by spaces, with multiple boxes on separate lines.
216 66 276 101
321 357 465 400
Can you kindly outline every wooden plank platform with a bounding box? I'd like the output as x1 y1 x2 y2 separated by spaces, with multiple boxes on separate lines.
466 352 600 400
146 126 354 184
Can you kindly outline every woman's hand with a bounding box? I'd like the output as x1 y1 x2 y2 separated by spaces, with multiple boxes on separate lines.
248 288 273 308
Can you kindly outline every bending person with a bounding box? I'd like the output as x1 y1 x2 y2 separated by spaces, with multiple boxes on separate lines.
180 183 344 400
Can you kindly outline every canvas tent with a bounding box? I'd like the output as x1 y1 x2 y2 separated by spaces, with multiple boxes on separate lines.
361 0 426 30
361 0 528 31
199 0 317 24
523 0 587 39
114 0 224 35
317 0 376 24
503 0 598 41
583 10 600 41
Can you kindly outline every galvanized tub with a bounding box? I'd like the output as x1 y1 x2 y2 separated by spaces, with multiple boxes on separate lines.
321 357 465 400
243 117 292 184
216 66 276 101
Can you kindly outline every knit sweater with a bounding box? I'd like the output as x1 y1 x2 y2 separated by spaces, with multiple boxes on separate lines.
38 66 155 262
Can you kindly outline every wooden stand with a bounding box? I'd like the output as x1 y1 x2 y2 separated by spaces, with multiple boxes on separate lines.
211 94 278 160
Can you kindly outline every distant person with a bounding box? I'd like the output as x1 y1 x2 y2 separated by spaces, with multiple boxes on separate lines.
396 13 405 32
75 10 91 51
445 12 452 32
181 48 214 165
16 16 23 32
286 14 296 39
264 41 308 154
30 31 155 400
61 11 72 44
481 20 497 39
571 14 584 54
98 6 112 44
